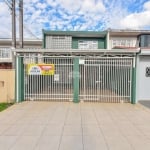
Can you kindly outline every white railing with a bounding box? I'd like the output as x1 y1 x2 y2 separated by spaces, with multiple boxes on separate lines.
0 48 12 62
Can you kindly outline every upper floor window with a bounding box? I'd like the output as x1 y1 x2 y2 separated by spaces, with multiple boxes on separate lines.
78 40 98 49
139 34 150 47
52 36 66 40
111 38 137 48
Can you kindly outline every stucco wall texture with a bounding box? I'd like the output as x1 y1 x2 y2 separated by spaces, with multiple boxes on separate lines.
0 69 15 103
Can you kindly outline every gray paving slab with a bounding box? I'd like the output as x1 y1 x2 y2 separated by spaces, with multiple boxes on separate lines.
139 100 150 109
0 102 150 150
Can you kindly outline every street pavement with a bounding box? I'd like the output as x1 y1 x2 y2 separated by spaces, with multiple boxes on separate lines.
0 101 150 150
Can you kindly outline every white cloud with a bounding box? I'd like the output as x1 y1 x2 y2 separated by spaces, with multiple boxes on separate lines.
143 1 150 10
0 2 11 38
0 0 150 39
119 1 150 29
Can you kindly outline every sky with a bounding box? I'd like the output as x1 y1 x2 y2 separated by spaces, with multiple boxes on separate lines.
0 0 150 39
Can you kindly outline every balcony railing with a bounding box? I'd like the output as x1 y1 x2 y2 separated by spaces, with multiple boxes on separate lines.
0 48 12 62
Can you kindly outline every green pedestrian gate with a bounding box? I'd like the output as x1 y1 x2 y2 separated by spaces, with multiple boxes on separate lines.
16 55 135 103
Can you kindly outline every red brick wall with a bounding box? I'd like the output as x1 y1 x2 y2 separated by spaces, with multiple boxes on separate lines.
0 63 12 69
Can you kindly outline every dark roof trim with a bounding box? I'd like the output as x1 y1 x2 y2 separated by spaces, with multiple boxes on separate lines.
14 49 139 55
42 30 107 38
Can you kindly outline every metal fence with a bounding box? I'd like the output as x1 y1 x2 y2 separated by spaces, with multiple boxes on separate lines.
79 57 133 102
24 56 74 101
23 55 133 103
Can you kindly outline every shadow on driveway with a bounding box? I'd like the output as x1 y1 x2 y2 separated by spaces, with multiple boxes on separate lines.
139 100 150 109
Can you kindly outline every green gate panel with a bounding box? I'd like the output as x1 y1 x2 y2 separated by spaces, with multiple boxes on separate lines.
131 57 136 104
73 57 79 103
16 56 24 102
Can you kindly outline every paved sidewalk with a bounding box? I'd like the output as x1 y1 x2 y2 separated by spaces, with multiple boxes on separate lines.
139 100 150 109
0 102 150 150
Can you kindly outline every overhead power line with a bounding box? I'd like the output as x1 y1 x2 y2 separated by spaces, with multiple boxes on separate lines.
3 0 40 40
4 0 12 11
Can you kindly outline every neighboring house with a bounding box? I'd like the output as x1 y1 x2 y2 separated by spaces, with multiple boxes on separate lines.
0 38 42 69
0 38 42 48
107 29 150 49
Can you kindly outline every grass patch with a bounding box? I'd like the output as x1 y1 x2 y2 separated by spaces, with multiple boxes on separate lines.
0 103 14 112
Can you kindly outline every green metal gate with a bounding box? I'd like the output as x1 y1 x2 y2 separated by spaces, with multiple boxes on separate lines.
16 55 135 103
24 56 74 101
79 57 134 103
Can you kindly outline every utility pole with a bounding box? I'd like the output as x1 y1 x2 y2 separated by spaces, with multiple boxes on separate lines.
12 0 16 48
19 0 23 48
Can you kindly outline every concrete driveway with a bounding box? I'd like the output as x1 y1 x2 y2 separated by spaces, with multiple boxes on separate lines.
0 102 150 150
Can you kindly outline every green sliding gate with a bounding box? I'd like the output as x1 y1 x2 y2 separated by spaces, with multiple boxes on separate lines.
79 57 134 103
16 55 136 103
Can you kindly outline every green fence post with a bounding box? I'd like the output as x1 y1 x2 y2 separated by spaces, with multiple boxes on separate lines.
73 57 79 103
131 57 136 104
16 56 24 102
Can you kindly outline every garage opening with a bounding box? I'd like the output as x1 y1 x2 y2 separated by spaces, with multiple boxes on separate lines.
15 52 135 103
79 57 133 103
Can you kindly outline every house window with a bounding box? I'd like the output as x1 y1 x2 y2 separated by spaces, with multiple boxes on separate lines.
52 36 66 40
111 38 136 48
140 35 150 47
78 40 98 49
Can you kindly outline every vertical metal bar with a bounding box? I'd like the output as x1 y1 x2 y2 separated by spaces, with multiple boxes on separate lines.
84 59 86 101
122 58 124 102
61 58 63 101
88 59 90 101
108 58 110 103
90 59 92 102
116 58 118 103
120 58 122 102
23 58 25 100
119 58 121 103
90 59 92 101
131 57 136 104
55 58 57 100
112 59 114 102
64 58 66 100
73 57 79 103
50 57 52 100
110 58 112 103
102 59 104 102
87 59 89 101
72 58 73 100
63 58 64 101
100 59 102 102
127 58 129 101
106 57 108 103
95 59 97 101
130 58 133 102
55 58 56 100
68 58 69 100
124 58 127 102
47 57 49 100
66 58 68 100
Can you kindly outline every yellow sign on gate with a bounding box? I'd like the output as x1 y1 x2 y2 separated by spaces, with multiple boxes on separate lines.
27 64 55 75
